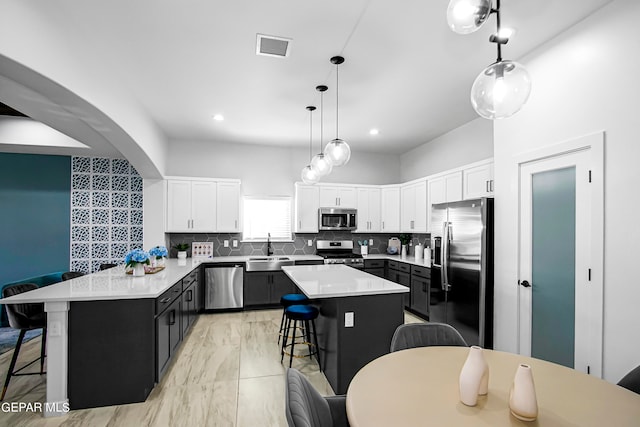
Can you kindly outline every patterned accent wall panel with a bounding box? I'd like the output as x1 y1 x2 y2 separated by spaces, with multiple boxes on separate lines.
70 157 143 273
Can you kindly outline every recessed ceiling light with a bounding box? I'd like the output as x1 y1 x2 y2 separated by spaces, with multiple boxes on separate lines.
213 114 224 121
369 128 379 135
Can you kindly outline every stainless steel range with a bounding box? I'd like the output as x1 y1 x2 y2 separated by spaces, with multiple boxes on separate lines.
316 240 364 269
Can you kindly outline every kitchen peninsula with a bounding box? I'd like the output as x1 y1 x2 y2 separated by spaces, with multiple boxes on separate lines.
282 264 408 394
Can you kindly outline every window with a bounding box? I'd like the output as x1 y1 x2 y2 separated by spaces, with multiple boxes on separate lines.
242 196 292 241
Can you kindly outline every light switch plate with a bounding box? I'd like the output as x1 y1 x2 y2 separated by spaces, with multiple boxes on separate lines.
233 240 238 248
345 312 354 328
308 240 313 247
369 239 374 246
224 240 229 247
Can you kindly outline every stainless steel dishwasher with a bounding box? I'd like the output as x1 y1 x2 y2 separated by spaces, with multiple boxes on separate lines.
205 264 244 309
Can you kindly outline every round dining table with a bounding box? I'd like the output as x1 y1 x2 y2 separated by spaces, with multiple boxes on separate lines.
346 346 640 426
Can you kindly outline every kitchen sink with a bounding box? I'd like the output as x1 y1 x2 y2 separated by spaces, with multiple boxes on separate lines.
246 256 294 271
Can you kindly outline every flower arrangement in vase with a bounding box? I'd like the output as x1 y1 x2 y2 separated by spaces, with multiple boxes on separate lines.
399 234 412 257
125 248 150 276
173 243 190 259
149 245 168 267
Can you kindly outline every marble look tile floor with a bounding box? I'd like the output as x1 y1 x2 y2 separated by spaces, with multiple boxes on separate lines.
0 309 424 427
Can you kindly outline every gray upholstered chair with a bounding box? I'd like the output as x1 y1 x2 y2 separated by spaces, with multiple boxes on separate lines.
62 271 85 281
285 368 349 427
390 322 468 352
1 283 47 401
617 365 640 395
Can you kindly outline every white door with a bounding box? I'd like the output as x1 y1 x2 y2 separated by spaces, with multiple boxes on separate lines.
413 180 427 232
400 184 414 232
381 187 400 232
319 187 339 207
368 188 381 232
518 141 603 377
295 185 319 232
444 171 463 202
463 163 494 199
356 188 370 232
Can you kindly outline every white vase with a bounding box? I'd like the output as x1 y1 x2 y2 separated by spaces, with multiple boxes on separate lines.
132 264 145 276
178 251 187 259
401 245 408 257
509 364 538 421
459 345 489 406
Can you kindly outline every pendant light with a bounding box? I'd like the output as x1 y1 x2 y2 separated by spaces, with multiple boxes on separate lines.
447 0 531 119
311 85 333 177
301 106 320 185
324 56 351 167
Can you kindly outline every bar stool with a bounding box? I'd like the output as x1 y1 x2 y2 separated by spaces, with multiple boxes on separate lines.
280 304 321 370
278 293 309 344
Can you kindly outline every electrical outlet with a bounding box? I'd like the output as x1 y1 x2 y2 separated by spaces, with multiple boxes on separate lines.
369 239 374 246
224 240 229 247
308 240 313 247
232 240 238 248
345 312 354 328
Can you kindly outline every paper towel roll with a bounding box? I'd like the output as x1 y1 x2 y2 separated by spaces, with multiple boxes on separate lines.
424 247 432 267
414 244 424 260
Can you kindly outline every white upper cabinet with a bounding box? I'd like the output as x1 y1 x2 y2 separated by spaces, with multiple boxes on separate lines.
295 184 320 233
427 171 462 232
216 182 241 232
380 186 401 233
463 162 494 199
319 186 356 208
400 180 427 232
166 180 217 232
356 188 381 232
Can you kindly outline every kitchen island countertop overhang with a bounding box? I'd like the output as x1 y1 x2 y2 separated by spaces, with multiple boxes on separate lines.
281 264 409 298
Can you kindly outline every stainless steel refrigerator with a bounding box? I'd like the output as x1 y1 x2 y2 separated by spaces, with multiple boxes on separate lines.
430 198 493 348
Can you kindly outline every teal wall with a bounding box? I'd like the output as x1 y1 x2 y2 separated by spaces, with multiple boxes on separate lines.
0 153 71 285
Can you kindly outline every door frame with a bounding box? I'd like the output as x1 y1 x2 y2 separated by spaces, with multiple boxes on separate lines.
514 132 604 377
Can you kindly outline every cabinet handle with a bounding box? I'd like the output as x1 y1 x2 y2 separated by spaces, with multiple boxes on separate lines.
486 180 490 192
422 282 427 292
160 297 171 304
382 221 385 230
299 220 302 229
235 220 238 229
491 180 494 192
169 309 176 325
187 289 193 302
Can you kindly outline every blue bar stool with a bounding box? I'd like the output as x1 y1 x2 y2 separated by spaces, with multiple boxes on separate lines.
278 293 309 344
281 304 321 370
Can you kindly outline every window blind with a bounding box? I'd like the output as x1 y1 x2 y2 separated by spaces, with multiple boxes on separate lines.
242 196 292 241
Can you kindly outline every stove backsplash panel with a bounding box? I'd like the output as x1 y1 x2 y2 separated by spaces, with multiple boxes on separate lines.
168 232 430 258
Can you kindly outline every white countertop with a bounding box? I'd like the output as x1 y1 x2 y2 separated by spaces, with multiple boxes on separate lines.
363 253 433 268
0 255 324 304
282 264 409 299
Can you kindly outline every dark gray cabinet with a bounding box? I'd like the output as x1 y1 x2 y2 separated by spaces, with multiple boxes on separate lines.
387 260 410 308
156 281 183 381
410 265 430 318
364 259 385 278
244 271 296 306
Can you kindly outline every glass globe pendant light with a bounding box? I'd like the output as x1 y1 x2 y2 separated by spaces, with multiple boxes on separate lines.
446 0 492 34
447 0 531 119
301 106 320 185
310 85 332 177
324 56 351 167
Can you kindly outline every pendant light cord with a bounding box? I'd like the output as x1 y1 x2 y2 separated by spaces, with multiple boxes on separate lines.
493 0 502 62
309 108 313 162
320 91 324 151
335 64 340 139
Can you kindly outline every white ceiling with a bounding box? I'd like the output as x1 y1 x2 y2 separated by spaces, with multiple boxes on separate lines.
2 0 613 156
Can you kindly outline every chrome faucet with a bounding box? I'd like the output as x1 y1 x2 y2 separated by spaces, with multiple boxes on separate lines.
267 232 274 256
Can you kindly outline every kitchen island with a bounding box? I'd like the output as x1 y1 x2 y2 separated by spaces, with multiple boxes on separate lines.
282 264 409 394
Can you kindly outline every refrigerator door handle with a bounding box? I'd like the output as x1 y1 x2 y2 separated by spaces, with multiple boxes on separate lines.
441 221 451 291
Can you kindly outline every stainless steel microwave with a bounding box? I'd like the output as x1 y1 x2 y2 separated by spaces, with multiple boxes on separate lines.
319 208 357 231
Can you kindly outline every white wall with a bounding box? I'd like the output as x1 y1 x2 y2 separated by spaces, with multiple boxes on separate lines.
400 118 493 182
165 139 402 196
493 0 640 383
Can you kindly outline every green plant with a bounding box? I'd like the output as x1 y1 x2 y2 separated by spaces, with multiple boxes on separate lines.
398 234 412 246
173 243 190 251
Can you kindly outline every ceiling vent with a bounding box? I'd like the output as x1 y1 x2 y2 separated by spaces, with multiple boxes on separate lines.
256 34 292 58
